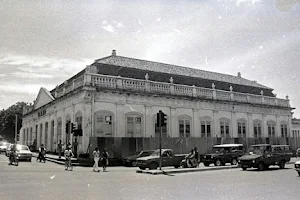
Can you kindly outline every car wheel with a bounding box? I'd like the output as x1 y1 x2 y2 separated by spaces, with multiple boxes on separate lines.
139 167 146 170
214 159 222 166
258 162 265 171
149 162 158 170
27 158 31 162
204 162 210 167
264 165 269 170
298 172 300 176
242 166 247 171
279 161 285 169
231 158 238 165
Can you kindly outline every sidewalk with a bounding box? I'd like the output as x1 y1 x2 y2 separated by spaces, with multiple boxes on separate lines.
136 157 298 175
32 152 92 167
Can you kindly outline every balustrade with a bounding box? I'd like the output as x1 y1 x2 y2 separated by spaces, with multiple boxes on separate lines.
51 73 290 108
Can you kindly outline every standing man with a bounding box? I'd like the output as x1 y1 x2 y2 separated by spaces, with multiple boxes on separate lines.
57 140 63 158
194 147 199 167
93 147 100 172
73 138 78 158
102 148 109 172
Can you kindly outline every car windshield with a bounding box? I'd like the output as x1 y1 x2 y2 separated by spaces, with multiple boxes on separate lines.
248 146 268 155
150 150 163 156
211 147 225 153
17 146 29 151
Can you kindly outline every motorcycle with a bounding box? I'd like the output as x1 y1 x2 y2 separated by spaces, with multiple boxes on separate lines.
180 155 199 168
36 152 46 163
8 154 19 166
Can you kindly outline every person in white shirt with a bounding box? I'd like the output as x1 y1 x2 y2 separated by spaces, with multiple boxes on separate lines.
93 147 100 172
64 146 74 171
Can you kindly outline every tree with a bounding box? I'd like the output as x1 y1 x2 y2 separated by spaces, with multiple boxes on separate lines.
0 102 29 143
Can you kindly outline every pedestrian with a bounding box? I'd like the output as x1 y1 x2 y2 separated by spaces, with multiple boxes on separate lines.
93 147 101 172
73 138 78 158
102 148 109 172
57 140 63 158
64 146 74 171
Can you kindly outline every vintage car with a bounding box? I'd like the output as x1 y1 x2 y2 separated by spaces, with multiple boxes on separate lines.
136 149 187 170
0 142 10 153
122 150 155 167
295 160 300 176
238 144 292 171
6 144 32 161
202 144 245 166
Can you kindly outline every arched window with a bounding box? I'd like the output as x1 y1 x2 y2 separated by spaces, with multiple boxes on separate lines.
39 123 43 146
30 127 32 145
253 120 262 138
125 112 143 137
178 115 191 138
94 110 114 137
267 120 276 138
220 118 230 137
45 122 48 149
237 119 247 138
280 121 288 137
200 116 212 137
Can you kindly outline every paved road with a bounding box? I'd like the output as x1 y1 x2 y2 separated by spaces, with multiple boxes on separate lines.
1 154 300 200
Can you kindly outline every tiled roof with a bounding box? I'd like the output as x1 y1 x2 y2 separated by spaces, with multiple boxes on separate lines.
96 55 272 90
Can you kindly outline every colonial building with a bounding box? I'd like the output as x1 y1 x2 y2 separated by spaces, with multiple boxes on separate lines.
20 50 294 156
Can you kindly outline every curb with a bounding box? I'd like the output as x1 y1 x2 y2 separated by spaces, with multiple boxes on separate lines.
136 165 239 175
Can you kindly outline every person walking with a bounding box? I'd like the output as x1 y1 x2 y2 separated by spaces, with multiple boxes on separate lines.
57 140 64 158
73 138 78 158
64 146 74 171
102 148 109 172
93 147 101 172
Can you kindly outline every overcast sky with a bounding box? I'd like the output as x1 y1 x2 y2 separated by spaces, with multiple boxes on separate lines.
0 0 300 116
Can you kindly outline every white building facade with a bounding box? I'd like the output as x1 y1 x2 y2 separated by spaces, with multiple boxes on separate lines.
20 50 294 155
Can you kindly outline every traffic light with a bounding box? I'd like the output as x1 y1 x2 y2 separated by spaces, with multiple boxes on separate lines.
65 122 70 133
157 111 167 127
71 122 78 133
161 111 167 126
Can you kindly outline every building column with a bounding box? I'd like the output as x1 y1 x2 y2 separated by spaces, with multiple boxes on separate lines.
247 113 253 138
116 103 125 137
213 110 219 137
231 111 237 138
193 108 200 137
145 105 153 137
276 115 280 137
262 114 267 137
170 107 177 137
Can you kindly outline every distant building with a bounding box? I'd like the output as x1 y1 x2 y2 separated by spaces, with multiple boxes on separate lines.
19 50 294 155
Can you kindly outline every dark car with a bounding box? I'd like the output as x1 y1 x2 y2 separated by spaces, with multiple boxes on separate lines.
202 144 245 167
136 149 187 170
122 150 155 166
238 144 292 171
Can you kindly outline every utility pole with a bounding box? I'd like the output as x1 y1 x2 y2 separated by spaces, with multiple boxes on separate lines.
15 114 18 144
159 111 162 170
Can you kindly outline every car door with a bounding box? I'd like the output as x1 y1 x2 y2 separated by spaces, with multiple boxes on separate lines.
162 150 173 167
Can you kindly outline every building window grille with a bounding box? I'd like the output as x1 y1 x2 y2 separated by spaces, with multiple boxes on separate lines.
253 121 262 138
237 121 246 138
201 121 211 137
268 123 276 138
179 119 190 138
281 123 288 137
95 112 114 137
126 116 142 137
220 119 230 137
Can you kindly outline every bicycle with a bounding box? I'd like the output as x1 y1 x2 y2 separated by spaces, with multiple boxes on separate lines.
65 156 73 171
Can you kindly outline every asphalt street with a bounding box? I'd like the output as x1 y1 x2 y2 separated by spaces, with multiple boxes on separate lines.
0 153 300 200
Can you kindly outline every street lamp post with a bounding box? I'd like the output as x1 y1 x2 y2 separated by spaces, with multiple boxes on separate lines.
15 114 18 144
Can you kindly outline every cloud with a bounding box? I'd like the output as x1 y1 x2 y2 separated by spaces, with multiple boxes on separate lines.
219 0 261 6
11 71 53 79
102 25 115 33
0 83 55 95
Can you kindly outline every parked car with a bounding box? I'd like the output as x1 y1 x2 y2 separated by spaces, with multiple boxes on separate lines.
295 160 300 176
202 144 245 166
136 149 187 170
238 144 292 171
0 142 10 153
122 150 155 167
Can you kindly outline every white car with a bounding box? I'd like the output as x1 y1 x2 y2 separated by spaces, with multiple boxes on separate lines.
0 142 10 153
16 145 32 162
295 159 300 176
